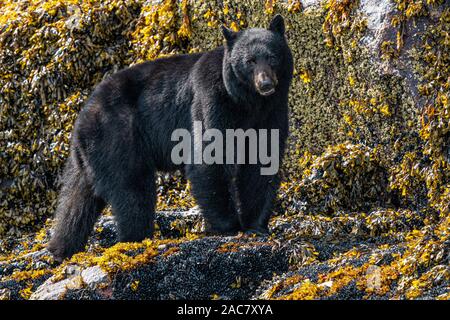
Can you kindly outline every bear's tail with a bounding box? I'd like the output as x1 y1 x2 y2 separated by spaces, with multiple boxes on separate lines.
47 155 105 262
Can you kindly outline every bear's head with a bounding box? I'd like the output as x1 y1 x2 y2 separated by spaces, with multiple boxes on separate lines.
221 15 292 98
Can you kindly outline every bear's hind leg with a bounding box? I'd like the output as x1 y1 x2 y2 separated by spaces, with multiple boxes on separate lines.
107 172 156 243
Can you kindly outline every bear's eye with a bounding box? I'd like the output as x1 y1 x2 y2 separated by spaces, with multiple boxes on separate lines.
268 55 278 66
246 57 256 65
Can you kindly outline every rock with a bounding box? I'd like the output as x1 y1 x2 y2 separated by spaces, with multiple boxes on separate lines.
30 266 110 300
90 211 204 248
155 210 204 237
0 288 10 300
22 236 289 300
21 249 50 260
358 0 394 52
318 280 333 289
81 266 110 289
65 265 81 276
1 209 289 300
301 0 322 9
357 0 449 111
30 275 84 300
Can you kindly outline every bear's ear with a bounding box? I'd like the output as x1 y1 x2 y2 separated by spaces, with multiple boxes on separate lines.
221 25 237 46
269 14 285 36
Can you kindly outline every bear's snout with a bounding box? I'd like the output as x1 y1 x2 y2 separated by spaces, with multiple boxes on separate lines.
254 68 278 96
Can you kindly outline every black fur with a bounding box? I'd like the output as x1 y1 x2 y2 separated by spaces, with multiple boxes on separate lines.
48 15 293 261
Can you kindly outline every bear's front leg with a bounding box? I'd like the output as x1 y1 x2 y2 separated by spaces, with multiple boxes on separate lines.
187 164 240 235
234 164 280 235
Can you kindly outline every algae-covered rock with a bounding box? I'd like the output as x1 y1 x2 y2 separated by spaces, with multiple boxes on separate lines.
280 143 391 215
1 207 447 300
1 212 290 300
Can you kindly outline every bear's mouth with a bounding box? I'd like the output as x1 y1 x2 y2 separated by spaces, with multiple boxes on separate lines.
257 87 276 96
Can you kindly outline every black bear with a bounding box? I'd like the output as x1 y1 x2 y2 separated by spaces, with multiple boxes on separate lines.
47 15 293 261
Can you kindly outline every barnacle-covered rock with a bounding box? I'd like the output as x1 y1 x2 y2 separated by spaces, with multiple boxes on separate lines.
255 237 449 300
0 211 289 300
0 207 448 300
0 0 144 236
281 143 390 214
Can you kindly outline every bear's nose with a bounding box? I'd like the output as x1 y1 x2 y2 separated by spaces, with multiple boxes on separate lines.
256 74 276 96
259 78 274 91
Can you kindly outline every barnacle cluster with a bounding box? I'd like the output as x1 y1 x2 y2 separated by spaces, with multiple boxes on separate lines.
280 143 390 214
130 0 191 62
262 214 449 299
0 0 144 236
322 0 361 48
1 0 449 299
